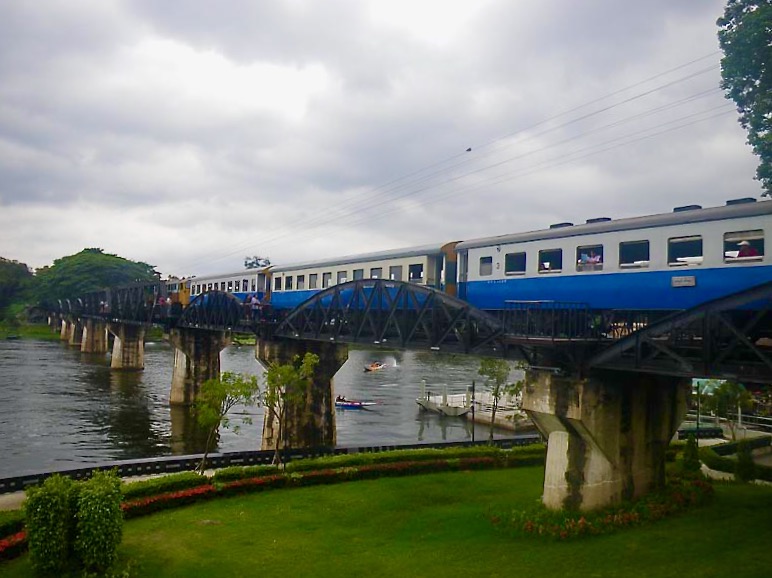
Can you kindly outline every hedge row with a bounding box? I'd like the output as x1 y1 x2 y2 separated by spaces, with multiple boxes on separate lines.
121 471 212 501
699 445 772 482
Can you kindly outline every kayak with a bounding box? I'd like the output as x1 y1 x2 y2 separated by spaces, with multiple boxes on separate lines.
335 400 377 409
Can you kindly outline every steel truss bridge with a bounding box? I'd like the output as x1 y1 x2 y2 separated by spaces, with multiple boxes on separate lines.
54 278 772 383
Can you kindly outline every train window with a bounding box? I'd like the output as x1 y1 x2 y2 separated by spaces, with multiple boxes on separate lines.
274 277 282 291
668 236 703 266
479 257 493 276
322 272 332 288
370 267 382 279
408 264 424 282
309 274 318 289
337 271 347 284
576 245 603 272
504 252 526 275
538 249 562 273
285 276 293 290
220 282 226 290
619 241 650 268
207 283 213 291
251 280 256 291
389 265 403 281
353 269 364 280
242 279 248 292
297 275 305 290
227 281 233 291
724 230 764 262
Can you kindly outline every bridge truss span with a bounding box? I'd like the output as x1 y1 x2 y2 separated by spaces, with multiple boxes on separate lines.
274 279 508 354
588 280 772 383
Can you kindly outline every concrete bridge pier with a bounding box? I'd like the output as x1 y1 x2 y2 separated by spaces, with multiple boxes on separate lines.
60 319 70 341
67 319 83 347
521 369 689 512
256 339 348 452
81 319 109 353
169 328 232 405
108 323 146 370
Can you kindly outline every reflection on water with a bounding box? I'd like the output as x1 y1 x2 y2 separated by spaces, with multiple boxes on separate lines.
0 340 514 477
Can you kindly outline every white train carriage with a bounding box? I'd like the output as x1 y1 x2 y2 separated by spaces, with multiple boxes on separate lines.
269 242 458 310
455 198 772 311
187 268 269 302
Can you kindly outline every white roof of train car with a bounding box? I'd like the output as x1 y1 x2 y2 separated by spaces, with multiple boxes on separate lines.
455 200 772 251
271 243 447 273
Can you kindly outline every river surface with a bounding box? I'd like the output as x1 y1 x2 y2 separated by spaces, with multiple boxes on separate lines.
0 339 516 478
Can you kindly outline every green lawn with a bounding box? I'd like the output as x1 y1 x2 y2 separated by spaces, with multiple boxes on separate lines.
3 468 771 577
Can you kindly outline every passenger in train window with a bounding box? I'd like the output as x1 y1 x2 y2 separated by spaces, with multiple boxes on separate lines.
738 240 760 258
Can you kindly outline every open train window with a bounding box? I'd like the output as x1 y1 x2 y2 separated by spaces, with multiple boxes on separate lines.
370 267 382 279
322 272 332 288
251 280 256 291
242 280 248 292
274 277 282 291
504 252 526 275
619 240 650 268
353 269 364 280
389 265 403 281
227 281 233 291
538 249 562 273
297 275 305 290
668 236 703 266
479 256 493 276
409 263 424 282
724 230 764 262
309 274 318 289
337 271 347 284
576 245 603 272
285 276 293 290
220 282 226 290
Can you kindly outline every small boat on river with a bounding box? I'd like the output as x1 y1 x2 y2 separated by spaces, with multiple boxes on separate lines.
364 361 386 372
335 397 377 410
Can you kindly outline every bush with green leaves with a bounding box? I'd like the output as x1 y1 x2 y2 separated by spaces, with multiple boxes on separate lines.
681 434 701 473
75 470 123 573
734 441 757 483
24 474 79 574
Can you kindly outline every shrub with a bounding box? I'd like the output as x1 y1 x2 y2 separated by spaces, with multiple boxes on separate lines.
681 434 701 473
734 441 757 483
75 470 123 573
212 464 279 484
24 474 79 574
121 471 212 500
0 508 25 538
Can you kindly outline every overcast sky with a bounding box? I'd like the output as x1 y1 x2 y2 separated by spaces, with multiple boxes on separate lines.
0 0 763 277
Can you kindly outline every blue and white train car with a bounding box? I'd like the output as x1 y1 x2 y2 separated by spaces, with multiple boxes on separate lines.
187 268 270 302
455 198 772 311
270 243 458 310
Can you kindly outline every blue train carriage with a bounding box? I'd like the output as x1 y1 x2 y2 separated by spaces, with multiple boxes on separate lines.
187 268 270 303
269 242 459 310
454 198 771 312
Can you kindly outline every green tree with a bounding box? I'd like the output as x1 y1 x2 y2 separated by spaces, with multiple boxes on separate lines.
735 440 757 482
718 0 772 195
262 353 320 467
0 257 32 319
195 372 261 474
702 380 753 441
682 434 702 474
33 248 159 304
478 357 523 443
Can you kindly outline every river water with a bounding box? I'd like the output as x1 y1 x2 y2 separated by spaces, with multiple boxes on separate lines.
0 339 516 478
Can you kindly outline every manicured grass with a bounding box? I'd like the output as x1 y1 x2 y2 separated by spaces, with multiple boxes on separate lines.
3 468 770 577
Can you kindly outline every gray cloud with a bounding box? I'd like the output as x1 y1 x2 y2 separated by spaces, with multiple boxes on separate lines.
0 0 762 277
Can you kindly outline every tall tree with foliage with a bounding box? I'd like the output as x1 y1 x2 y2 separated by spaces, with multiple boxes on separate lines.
702 380 753 440
195 371 261 474
718 0 772 195
263 353 319 466
0 257 32 318
478 357 522 442
33 248 159 304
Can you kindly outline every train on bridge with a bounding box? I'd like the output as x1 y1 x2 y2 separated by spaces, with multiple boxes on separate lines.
184 197 771 314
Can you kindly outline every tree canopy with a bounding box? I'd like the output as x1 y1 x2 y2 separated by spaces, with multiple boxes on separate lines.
718 0 772 195
33 248 159 304
0 257 33 316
